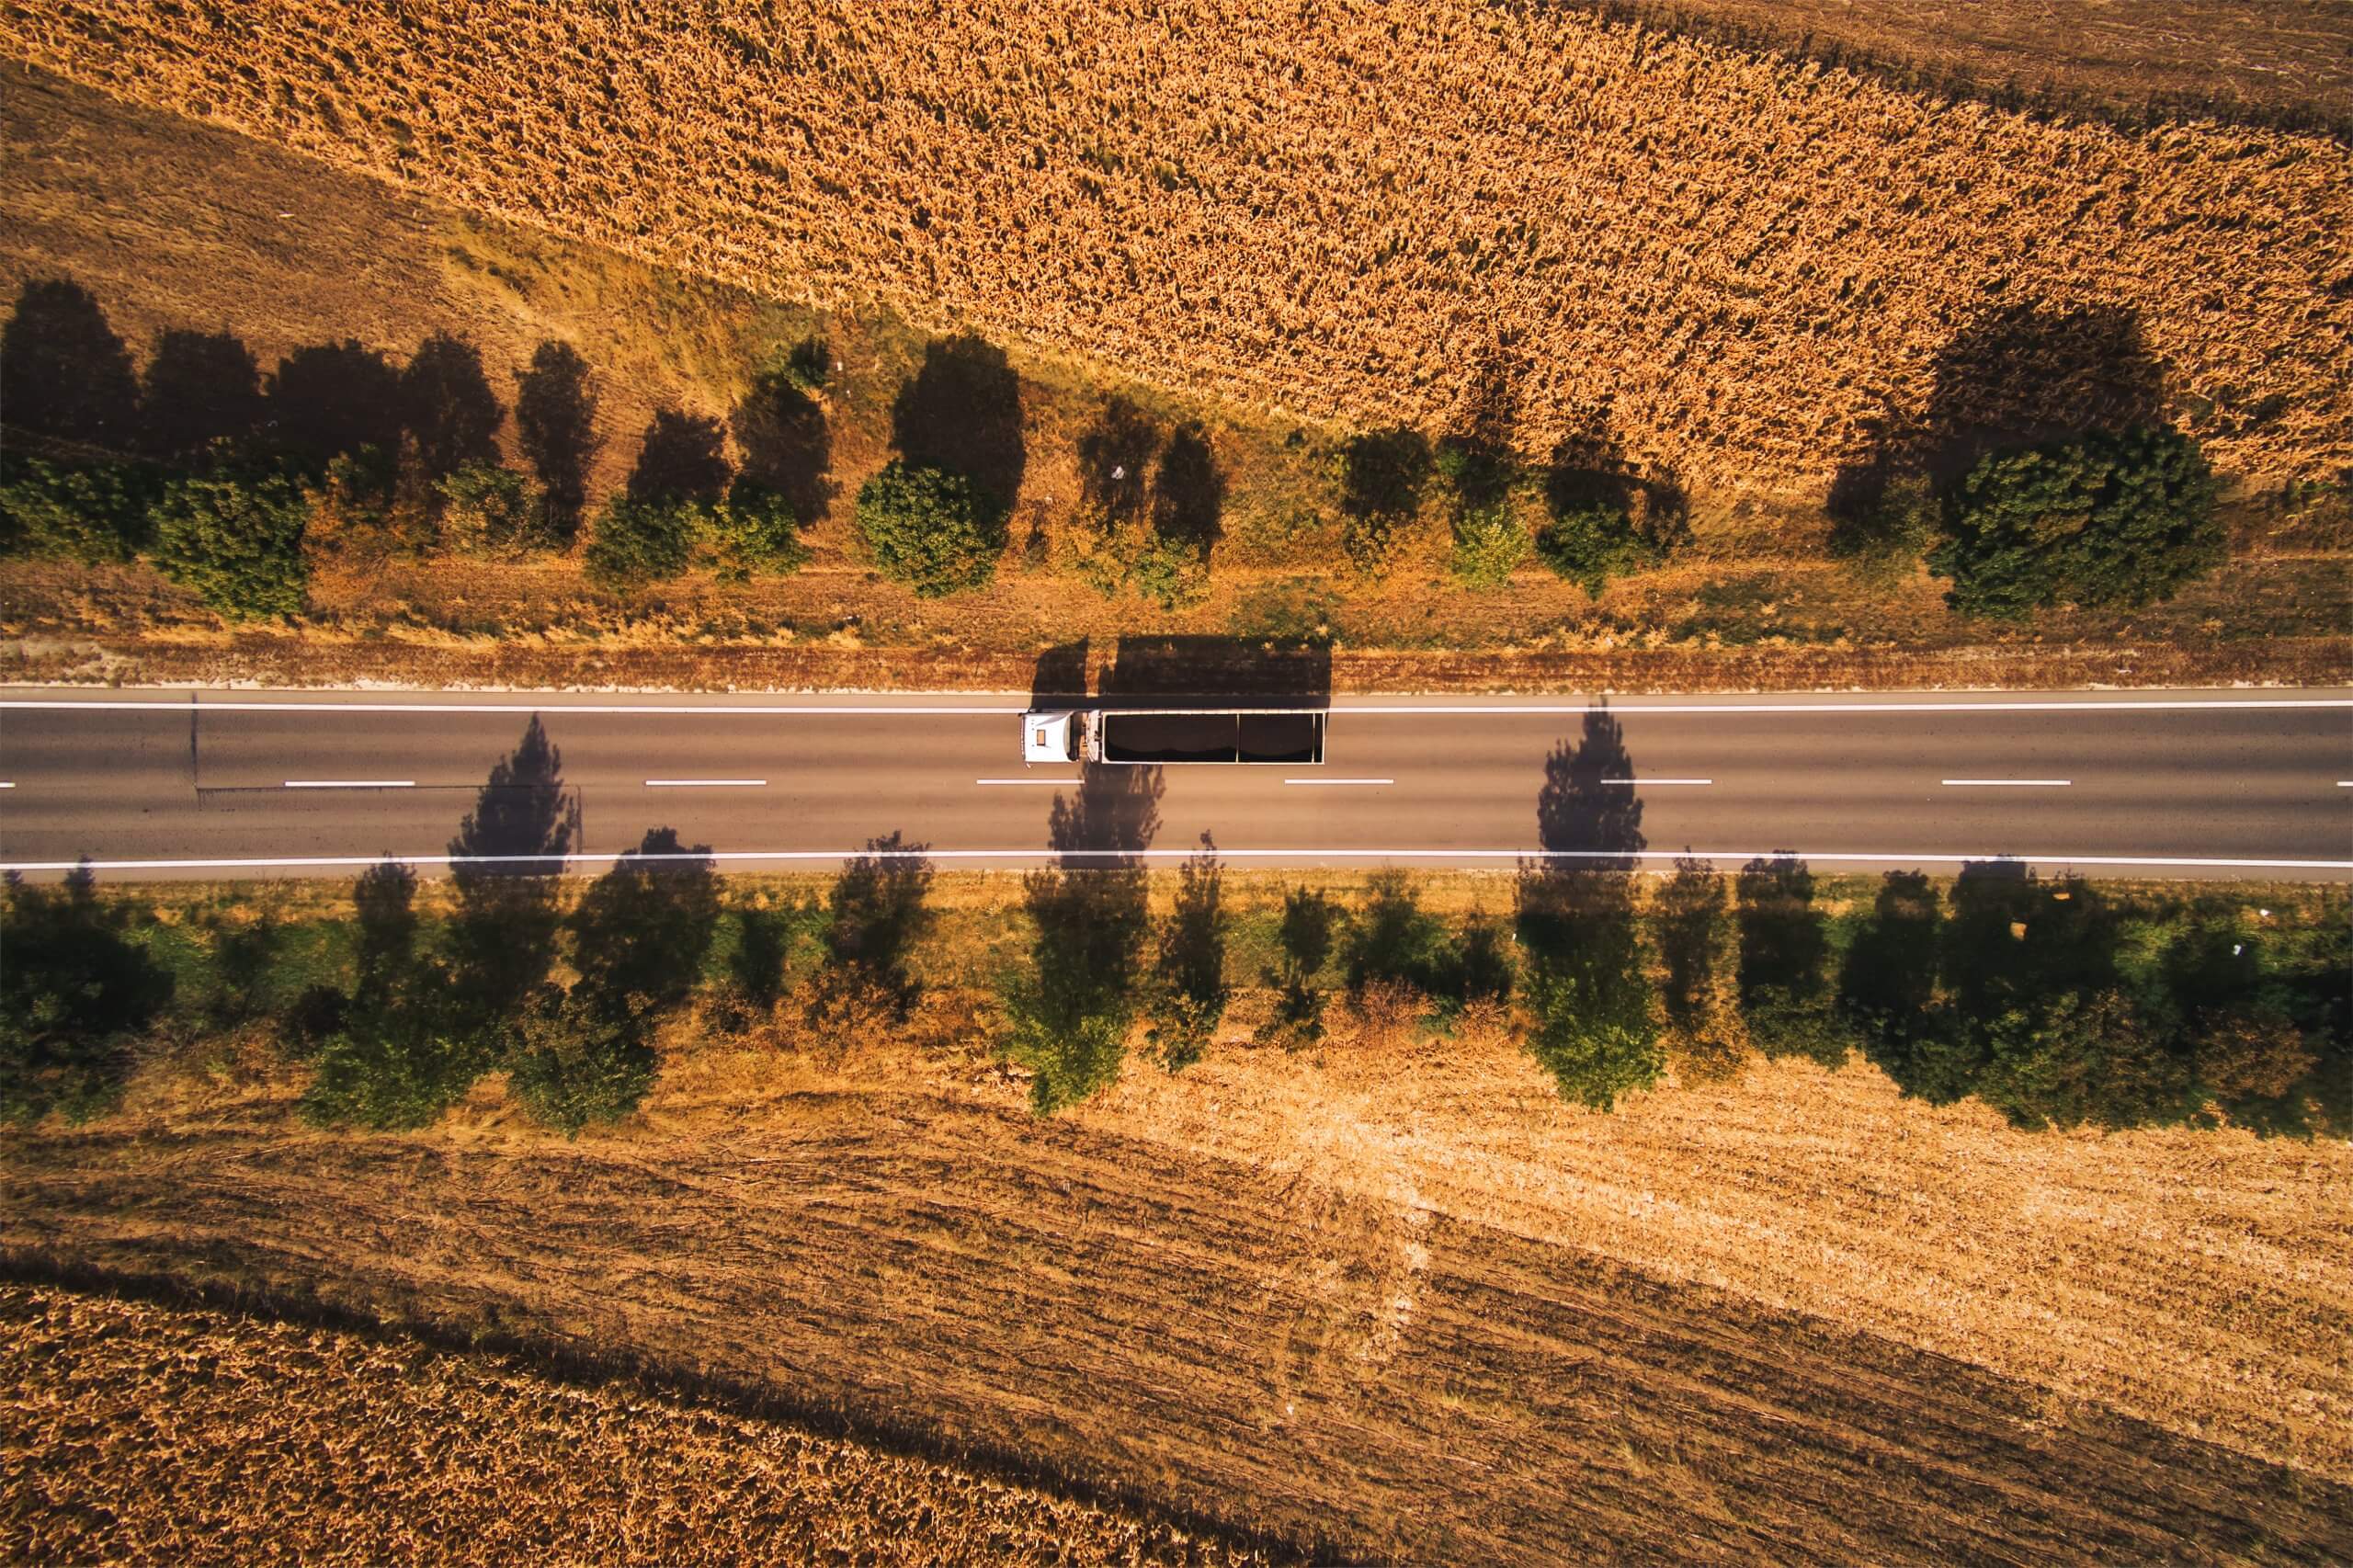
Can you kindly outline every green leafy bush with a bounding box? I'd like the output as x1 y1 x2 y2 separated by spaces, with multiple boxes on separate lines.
149 464 310 619
503 983 656 1135
855 460 1001 596
436 461 541 556
1931 426 2222 619
1533 499 1654 595
703 479 808 581
584 493 698 587
0 454 153 562
1449 501 1529 589
0 867 175 1122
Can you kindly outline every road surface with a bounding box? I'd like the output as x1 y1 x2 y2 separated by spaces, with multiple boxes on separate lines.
1 687 2347 881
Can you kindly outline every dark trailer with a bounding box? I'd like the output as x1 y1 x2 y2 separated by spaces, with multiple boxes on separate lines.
1097 709 1325 765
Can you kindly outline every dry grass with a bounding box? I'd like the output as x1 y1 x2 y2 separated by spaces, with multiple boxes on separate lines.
5 1 2347 502
6 859 2350 1563
0 1281 1275 1566
4 66 2349 694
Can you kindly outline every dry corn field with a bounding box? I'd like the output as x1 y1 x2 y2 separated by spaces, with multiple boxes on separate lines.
0 1282 1275 1566
6 953 2351 1561
5 1 2350 503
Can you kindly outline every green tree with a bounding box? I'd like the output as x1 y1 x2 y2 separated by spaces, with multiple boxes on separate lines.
1450 501 1529 588
0 866 175 1122
1839 871 1976 1103
1533 498 1653 595
1336 426 1430 577
436 461 541 556
1147 834 1228 1072
1931 426 2221 619
149 462 310 619
0 454 153 562
1262 885 1335 1050
584 493 698 587
703 479 808 581
301 858 481 1131
504 983 656 1136
854 460 1001 597
1518 871 1661 1110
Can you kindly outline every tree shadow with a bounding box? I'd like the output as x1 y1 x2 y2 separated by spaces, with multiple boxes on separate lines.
516 341 600 542
1099 634 1331 704
627 409 732 504
1654 855 1726 1032
1543 410 1691 551
267 340 406 471
732 363 834 527
891 333 1024 519
1077 393 1158 528
1534 707 1645 866
0 278 140 447
446 715 580 1021
0 864 175 1121
1829 301 2170 534
400 332 505 483
140 329 265 461
1734 854 1845 1065
814 830 936 1019
1153 420 1225 557
569 826 721 1021
1149 832 1229 1071
1029 639 1090 705
1438 352 1521 515
1339 426 1431 524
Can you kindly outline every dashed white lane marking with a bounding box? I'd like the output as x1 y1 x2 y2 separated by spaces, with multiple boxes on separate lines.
975 778 1082 786
1941 778 2070 787
1284 778 1392 786
4 848 2347 873
283 779 415 789
0 781 13 789
645 778 766 788
1602 778 1711 785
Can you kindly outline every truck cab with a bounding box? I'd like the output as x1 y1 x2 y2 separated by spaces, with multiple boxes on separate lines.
1023 710 1085 763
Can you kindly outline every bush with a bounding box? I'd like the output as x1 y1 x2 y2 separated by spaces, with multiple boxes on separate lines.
0 867 175 1122
503 983 656 1136
0 454 154 562
585 493 698 586
1931 426 2222 619
704 479 808 580
149 464 310 619
1533 499 1654 595
436 461 541 556
855 460 1000 596
1449 501 1529 588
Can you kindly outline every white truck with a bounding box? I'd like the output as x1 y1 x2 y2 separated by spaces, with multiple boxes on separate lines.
1023 708 1325 766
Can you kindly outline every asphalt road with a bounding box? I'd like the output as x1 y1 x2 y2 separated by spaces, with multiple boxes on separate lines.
1 687 2347 881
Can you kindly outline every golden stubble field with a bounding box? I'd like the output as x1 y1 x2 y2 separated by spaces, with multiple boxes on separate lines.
4 0 2348 501
0 1283 1276 1565
6 865 2350 1562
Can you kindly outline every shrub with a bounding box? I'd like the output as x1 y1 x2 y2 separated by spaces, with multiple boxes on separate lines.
1336 426 1431 578
299 447 398 563
855 460 1001 596
436 461 541 555
0 867 175 1122
1449 501 1528 588
1931 426 2222 619
149 464 310 619
1147 835 1228 1072
1533 498 1654 594
585 492 698 586
1517 871 1660 1109
503 983 656 1136
0 454 153 561
704 479 808 580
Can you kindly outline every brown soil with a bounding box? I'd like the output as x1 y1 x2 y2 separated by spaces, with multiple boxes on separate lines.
0 1281 1276 1565
6 1012 2349 1564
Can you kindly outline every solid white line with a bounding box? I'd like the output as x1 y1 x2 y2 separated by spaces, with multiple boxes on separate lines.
1601 778 1711 786
1941 778 2070 788
1284 778 1392 786
283 779 415 790
645 778 766 788
3 848 2347 873
4 696 2348 717
975 778 1082 786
